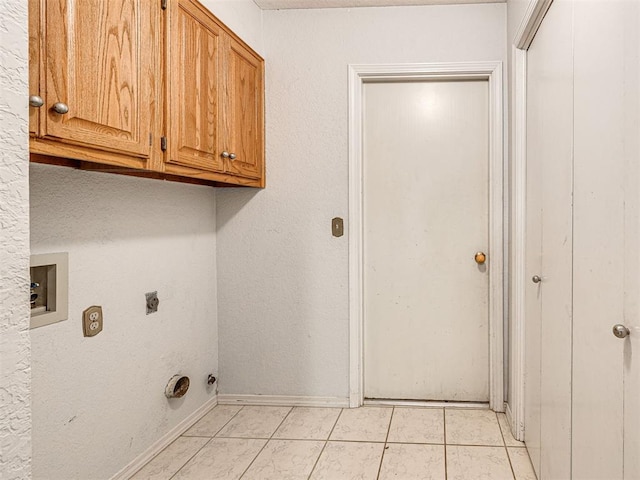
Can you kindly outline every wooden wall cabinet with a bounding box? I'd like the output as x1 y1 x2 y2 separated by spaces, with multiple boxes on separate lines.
29 0 264 188
223 35 264 180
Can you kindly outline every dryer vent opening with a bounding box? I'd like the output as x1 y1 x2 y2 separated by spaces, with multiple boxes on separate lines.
165 375 190 398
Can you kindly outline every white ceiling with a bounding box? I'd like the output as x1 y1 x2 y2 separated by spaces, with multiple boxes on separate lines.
254 0 504 9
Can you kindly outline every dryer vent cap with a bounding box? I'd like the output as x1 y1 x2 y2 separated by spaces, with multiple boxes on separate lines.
165 375 190 398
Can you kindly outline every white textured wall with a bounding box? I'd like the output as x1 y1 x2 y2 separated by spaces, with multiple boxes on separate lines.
30 165 217 480
0 1 31 479
216 4 507 399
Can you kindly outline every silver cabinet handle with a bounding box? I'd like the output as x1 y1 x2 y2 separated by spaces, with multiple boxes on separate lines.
221 151 230 159
52 102 69 114
532 275 542 284
229 153 236 160
612 324 630 339
29 95 44 108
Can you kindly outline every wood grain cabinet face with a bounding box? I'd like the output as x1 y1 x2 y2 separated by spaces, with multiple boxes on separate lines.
166 0 224 173
39 0 153 160
28 0 40 136
223 35 264 181
29 0 264 187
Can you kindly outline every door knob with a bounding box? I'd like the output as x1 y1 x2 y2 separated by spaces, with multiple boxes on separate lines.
532 275 542 284
229 153 237 160
52 102 69 114
221 151 230 159
474 252 486 265
29 95 44 108
612 324 630 339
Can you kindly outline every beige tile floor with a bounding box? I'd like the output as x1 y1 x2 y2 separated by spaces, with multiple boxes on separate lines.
131 406 537 480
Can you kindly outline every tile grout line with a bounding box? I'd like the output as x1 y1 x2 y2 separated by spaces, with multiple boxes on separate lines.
166 437 215 480
444 408 448 480
238 406 295 479
497 413 526 448
167 405 246 480
496 411 518 480
212 405 246 438
307 407 345 479
441 442 509 448
376 406 395 480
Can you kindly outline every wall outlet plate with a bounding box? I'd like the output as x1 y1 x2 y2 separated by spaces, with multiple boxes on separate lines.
146 291 159 315
82 306 103 337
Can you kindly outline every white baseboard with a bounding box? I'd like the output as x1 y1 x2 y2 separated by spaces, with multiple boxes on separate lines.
111 395 218 480
505 402 513 426
505 402 524 442
217 394 349 408
364 399 490 409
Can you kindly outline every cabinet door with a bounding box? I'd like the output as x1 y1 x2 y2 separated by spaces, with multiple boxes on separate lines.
42 0 152 159
166 0 224 173
223 35 264 181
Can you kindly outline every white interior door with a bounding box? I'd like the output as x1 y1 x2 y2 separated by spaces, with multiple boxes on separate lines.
363 80 490 402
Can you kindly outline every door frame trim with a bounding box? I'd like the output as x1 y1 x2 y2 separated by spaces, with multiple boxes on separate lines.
509 0 554 441
348 62 505 410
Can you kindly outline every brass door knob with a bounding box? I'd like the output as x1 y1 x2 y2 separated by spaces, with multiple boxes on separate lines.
474 252 487 264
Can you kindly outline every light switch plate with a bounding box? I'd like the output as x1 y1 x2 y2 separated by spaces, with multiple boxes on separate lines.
82 306 103 337
332 217 344 237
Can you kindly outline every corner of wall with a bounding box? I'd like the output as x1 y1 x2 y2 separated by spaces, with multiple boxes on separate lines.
0 1 32 479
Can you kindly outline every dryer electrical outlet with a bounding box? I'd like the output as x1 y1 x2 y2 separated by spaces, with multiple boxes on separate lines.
82 306 103 337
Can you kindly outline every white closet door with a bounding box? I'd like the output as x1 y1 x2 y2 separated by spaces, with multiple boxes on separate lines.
525 1 640 479
525 1 574 478
571 1 638 478
622 4 640 478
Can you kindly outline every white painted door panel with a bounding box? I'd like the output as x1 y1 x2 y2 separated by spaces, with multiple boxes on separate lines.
526 2 574 478
622 5 640 479
572 1 637 478
523 1 640 478
363 80 489 402
524 123 542 478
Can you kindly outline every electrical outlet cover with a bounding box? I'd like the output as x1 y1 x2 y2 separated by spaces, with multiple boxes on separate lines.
145 291 159 315
82 306 103 337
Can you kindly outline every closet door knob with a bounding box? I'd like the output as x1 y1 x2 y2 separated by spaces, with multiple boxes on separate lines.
29 95 44 107
221 151 230 159
612 324 630 339
229 153 236 160
52 102 69 114
532 275 542 284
